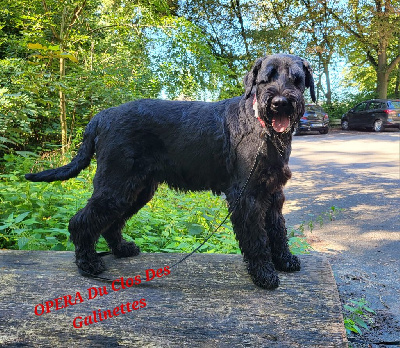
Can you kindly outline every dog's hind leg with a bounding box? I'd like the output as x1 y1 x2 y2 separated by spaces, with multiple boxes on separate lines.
69 162 157 275
101 180 158 258
267 190 301 272
69 189 120 275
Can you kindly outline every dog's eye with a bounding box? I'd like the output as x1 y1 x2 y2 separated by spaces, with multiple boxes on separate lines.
293 74 304 86
268 68 278 81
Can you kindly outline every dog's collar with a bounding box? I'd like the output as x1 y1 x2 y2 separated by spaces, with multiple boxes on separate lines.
252 94 266 128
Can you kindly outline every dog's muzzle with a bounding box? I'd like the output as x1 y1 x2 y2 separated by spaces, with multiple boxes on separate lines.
269 96 294 133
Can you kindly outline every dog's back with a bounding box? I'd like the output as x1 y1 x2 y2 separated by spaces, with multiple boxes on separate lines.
26 97 241 192
92 98 241 192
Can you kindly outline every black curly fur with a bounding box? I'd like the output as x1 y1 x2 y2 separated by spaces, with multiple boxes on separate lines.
26 54 316 289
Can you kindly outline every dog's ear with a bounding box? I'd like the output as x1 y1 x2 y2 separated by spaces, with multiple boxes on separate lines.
244 58 263 98
302 59 316 102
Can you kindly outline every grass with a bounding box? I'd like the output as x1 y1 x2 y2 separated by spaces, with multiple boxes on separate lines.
0 151 311 255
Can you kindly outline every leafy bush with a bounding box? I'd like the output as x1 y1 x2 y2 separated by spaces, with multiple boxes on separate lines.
0 152 93 250
321 92 376 120
0 152 237 253
1 152 310 256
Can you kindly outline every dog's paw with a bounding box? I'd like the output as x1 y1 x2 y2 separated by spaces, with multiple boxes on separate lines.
273 253 301 272
76 252 106 275
113 241 140 258
247 260 280 289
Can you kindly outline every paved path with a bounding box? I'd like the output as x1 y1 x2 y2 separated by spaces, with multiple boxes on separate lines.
0 251 347 347
285 129 400 346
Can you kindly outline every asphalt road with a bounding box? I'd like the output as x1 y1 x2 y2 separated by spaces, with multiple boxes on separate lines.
285 128 400 346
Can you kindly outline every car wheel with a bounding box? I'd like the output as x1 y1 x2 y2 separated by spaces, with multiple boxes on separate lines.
341 120 349 130
319 128 329 134
292 126 300 136
373 119 384 132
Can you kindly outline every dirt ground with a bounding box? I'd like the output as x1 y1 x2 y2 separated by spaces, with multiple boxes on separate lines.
284 128 400 347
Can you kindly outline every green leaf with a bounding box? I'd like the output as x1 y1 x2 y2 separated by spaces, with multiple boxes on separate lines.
0 223 12 231
188 224 204 236
362 306 376 314
27 43 46 50
343 304 356 313
47 45 60 51
17 237 29 249
15 151 39 158
14 211 30 224
0 136 16 144
52 243 66 251
353 317 369 330
58 53 78 63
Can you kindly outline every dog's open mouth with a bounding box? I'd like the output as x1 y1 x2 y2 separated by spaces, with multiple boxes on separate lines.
271 114 290 133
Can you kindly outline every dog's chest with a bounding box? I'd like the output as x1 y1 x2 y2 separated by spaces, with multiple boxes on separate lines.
256 158 292 192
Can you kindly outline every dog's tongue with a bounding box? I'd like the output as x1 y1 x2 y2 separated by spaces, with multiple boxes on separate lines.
272 115 290 133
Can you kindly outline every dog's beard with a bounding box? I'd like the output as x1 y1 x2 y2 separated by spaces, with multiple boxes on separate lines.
261 97 295 134
267 97 304 135
259 100 301 156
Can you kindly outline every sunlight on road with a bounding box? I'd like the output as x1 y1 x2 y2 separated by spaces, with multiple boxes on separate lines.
289 132 399 179
284 131 400 256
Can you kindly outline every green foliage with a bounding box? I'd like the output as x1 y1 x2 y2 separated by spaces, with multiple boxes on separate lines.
0 152 93 250
0 56 62 152
287 226 313 255
298 206 344 234
0 152 235 253
1 0 399 157
321 93 375 120
333 1 400 98
0 153 310 256
1 0 249 154
122 186 239 254
286 205 343 254
0 58 43 151
343 298 376 336
148 16 235 100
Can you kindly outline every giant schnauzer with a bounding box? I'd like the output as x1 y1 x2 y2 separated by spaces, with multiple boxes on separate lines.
26 54 316 289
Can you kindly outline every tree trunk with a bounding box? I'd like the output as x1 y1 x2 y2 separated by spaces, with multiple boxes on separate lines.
59 7 68 155
395 36 400 98
323 61 332 104
59 56 68 154
376 38 388 99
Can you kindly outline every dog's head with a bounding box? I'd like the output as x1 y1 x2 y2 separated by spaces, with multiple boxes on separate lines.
243 54 316 134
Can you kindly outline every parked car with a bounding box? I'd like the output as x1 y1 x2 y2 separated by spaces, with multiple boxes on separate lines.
293 104 329 135
341 99 400 132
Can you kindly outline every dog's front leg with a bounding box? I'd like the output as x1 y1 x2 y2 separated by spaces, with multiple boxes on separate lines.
267 190 301 272
228 190 280 289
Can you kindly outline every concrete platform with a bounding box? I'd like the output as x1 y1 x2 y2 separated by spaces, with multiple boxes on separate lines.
0 250 347 347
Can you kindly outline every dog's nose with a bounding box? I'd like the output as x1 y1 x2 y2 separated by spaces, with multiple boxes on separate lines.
271 96 289 109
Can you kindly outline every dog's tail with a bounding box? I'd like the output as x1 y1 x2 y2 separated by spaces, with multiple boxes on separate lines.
25 120 97 183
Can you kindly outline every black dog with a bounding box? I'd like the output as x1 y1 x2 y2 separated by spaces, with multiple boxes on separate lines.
26 54 315 289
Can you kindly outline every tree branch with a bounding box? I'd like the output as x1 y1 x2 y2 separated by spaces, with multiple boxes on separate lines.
68 0 87 30
231 0 250 60
88 23 174 35
387 54 400 74
61 0 88 42
325 5 378 67
41 0 60 41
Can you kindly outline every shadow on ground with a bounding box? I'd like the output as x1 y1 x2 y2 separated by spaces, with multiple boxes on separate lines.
285 130 400 346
